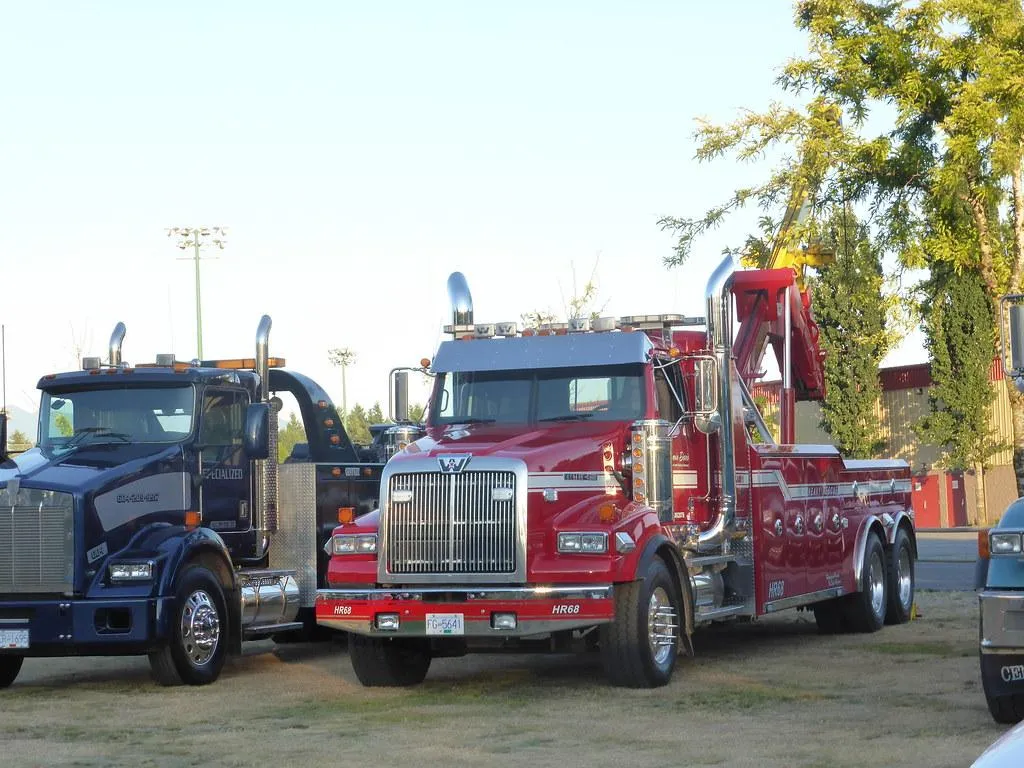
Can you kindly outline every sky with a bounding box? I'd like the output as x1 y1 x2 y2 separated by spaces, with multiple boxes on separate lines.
0 1 926 425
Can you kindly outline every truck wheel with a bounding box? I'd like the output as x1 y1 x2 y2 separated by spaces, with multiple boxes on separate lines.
844 532 887 633
349 635 431 686
884 527 915 625
148 566 228 686
812 599 848 634
985 691 1024 725
600 557 681 688
0 655 24 688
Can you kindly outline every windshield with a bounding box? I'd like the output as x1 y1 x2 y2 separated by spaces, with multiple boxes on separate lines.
430 364 645 425
39 384 196 448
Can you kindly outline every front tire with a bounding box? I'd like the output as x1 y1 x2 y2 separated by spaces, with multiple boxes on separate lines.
600 557 681 688
349 635 431 687
885 528 915 625
149 566 228 686
0 655 24 688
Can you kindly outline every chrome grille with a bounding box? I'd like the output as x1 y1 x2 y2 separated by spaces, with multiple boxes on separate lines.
0 489 75 594
385 471 517 575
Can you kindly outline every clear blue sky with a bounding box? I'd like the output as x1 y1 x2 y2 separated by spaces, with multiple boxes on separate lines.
0 1 924 421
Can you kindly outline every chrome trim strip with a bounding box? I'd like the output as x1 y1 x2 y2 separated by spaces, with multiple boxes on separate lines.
317 585 613 602
763 586 845 613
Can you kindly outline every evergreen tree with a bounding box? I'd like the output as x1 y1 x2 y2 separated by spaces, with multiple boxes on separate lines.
345 404 372 445
277 412 306 464
812 208 889 458
915 265 1005 524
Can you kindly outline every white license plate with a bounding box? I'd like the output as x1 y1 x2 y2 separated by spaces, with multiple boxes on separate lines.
425 613 464 636
0 629 29 649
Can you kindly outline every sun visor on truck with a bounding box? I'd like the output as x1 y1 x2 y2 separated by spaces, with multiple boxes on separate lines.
430 333 654 373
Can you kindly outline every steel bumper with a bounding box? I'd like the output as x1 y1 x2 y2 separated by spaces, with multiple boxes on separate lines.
0 596 171 656
315 585 615 637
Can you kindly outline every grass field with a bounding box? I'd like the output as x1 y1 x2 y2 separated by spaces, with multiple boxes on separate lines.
0 591 1007 768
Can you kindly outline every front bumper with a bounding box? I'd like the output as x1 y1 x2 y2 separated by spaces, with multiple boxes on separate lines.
980 590 1024 697
0 596 171 656
315 585 614 637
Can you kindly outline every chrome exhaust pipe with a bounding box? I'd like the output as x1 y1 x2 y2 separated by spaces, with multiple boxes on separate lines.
447 272 474 336
255 315 272 403
697 255 737 552
109 322 126 367
254 315 278 539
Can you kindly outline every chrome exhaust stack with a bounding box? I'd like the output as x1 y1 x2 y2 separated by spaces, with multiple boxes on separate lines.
446 272 474 337
254 315 278 540
109 322 126 367
697 255 737 552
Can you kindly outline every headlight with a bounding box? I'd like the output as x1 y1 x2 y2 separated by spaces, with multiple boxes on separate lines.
557 532 608 554
991 532 1023 555
109 561 154 581
332 533 377 555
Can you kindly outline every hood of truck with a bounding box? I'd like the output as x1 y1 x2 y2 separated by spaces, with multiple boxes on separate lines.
408 422 629 472
0 443 181 495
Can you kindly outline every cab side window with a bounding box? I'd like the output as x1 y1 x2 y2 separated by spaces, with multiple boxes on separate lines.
199 390 246 446
654 366 684 423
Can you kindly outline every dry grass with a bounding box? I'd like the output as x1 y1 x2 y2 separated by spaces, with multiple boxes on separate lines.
0 591 1006 768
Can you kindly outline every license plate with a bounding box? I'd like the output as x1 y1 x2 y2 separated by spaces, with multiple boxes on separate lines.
0 629 29 649
425 613 464 636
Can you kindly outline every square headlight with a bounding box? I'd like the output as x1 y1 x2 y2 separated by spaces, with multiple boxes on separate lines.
991 532 1023 555
332 534 377 555
557 532 608 554
109 561 154 581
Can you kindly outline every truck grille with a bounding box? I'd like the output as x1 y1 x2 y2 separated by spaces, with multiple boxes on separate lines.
384 471 518 576
0 489 75 594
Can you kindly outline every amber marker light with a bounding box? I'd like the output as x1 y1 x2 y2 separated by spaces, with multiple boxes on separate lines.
338 507 355 524
598 504 616 524
331 467 342 477
184 511 201 529
978 529 990 559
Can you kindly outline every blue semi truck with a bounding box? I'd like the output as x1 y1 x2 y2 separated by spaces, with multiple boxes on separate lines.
0 317 422 687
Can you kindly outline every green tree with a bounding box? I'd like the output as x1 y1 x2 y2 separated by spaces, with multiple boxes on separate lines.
409 403 426 423
345 404 372 445
277 411 306 463
366 402 386 425
812 207 890 458
915 265 1005 524
659 0 1024 488
8 429 31 451
522 256 609 328
54 414 73 437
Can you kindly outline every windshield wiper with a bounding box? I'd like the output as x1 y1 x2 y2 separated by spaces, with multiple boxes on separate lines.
537 413 595 422
449 418 497 425
65 427 132 446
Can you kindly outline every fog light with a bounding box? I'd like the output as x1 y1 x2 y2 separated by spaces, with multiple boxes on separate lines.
375 613 400 631
491 612 517 630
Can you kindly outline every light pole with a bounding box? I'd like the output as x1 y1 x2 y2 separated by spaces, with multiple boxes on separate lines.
328 347 356 415
166 226 227 359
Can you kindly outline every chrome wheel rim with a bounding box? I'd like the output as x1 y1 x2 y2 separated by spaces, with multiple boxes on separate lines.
897 546 913 609
647 587 678 668
868 551 885 618
181 589 220 667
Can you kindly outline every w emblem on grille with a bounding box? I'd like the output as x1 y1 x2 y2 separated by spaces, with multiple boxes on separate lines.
438 454 472 473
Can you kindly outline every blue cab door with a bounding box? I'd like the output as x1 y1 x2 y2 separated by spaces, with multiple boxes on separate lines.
197 387 252 534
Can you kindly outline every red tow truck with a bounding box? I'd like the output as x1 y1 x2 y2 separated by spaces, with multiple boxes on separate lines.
315 256 917 687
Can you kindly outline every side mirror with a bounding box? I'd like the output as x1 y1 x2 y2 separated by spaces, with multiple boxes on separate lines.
1000 295 1024 393
392 370 410 423
692 357 720 435
244 402 270 459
